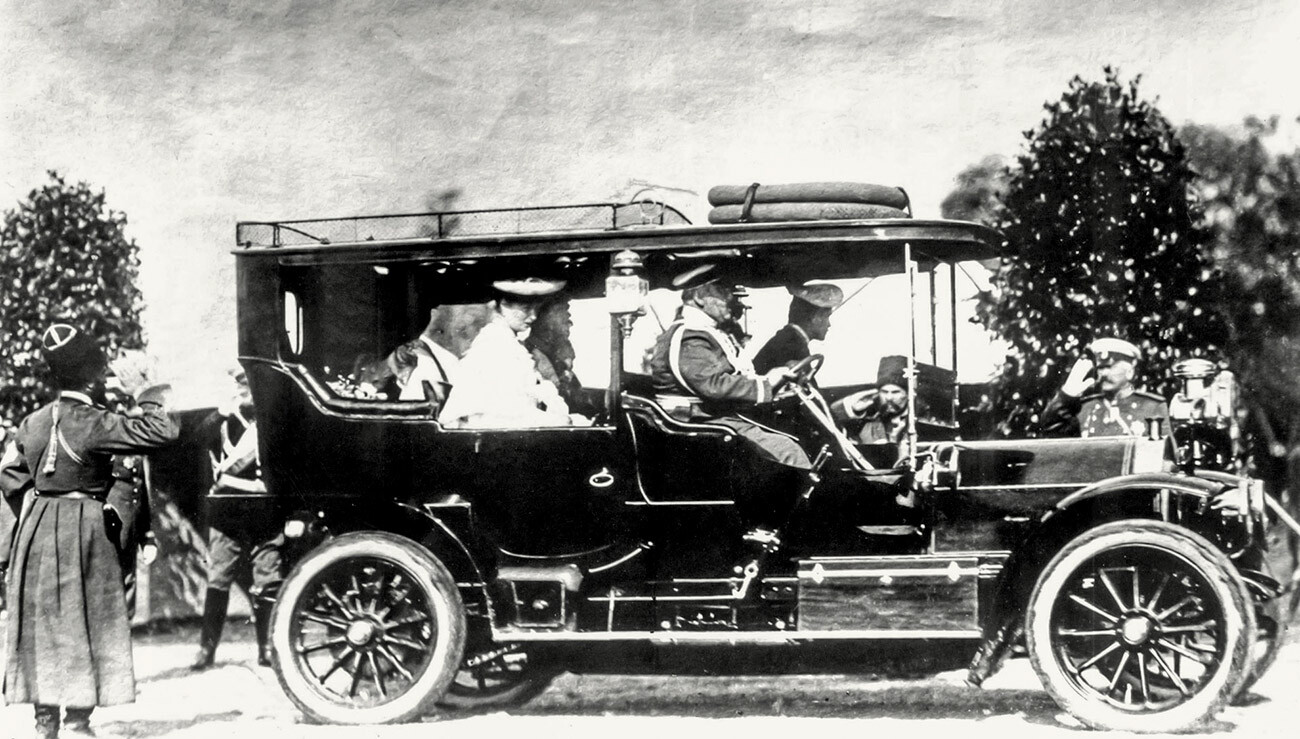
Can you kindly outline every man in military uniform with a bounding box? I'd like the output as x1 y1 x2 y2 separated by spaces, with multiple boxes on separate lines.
752 283 845 374
192 367 285 669
834 355 911 445
1040 337 1169 438
649 266 807 560
104 352 162 621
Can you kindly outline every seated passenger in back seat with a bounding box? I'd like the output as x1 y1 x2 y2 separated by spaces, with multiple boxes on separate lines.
525 298 598 418
350 305 491 403
439 278 591 429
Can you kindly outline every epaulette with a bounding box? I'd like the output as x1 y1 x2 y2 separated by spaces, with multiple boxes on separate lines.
1133 390 1165 402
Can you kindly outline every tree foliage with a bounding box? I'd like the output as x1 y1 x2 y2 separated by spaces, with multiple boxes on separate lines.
0 171 145 428
1181 116 1300 449
940 154 1010 223
977 69 1226 434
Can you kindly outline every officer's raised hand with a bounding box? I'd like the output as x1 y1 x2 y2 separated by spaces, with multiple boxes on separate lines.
1061 357 1096 397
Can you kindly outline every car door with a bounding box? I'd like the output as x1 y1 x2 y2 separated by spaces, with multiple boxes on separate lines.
441 426 635 557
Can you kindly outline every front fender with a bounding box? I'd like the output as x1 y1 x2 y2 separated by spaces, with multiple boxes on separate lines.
967 470 1256 687
1047 471 1223 519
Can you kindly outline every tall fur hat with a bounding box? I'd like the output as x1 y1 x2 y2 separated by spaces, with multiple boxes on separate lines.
42 323 106 388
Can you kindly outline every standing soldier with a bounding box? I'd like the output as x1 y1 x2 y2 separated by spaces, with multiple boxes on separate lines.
191 366 285 670
1 323 179 739
104 351 163 620
1040 337 1169 437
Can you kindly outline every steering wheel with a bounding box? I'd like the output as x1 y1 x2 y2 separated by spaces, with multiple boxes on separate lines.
783 353 825 389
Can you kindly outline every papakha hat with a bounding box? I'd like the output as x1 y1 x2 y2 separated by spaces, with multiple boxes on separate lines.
876 355 909 390
42 323 106 385
491 277 566 298
1088 337 1140 365
788 282 844 309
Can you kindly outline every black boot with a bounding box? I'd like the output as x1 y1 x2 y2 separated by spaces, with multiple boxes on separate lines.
34 704 60 739
192 587 230 670
62 707 94 738
252 596 274 667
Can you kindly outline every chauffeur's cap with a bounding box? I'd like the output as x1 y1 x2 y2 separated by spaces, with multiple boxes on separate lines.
788 282 844 309
1088 337 1140 366
491 277 566 298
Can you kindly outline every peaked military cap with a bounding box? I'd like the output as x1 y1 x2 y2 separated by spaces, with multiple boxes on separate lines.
670 263 721 290
1088 337 1140 366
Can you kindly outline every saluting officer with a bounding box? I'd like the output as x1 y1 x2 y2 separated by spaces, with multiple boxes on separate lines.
1040 337 1169 438
0 323 179 739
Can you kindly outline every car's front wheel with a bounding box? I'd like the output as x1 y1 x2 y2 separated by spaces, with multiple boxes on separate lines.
270 532 467 724
1026 520 1255 733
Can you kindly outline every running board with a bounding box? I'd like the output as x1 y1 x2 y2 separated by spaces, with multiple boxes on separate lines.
492 629 981 643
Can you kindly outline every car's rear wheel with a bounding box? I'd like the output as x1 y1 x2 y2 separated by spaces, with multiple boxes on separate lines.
270 532 466 724
1026 520 1255 733
439 643 558 711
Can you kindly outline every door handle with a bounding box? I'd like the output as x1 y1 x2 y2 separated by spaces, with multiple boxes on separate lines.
588 468 615 488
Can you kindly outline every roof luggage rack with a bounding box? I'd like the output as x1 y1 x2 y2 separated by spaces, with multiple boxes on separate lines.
236 201 692 249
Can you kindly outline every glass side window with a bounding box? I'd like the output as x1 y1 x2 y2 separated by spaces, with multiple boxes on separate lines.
282 290 303 357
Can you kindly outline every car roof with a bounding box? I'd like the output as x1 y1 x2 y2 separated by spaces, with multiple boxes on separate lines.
235 203 1003 292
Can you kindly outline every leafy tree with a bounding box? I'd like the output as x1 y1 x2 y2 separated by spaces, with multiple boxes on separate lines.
0 171 145 428
977 68 1226 435
940 154 1010 223
1181 116 1300 464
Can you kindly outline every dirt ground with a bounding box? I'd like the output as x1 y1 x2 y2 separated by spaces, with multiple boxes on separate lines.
1 618 1297 739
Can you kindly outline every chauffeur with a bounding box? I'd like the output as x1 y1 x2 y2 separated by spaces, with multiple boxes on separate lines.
1040 337 1169 438
752 283 845 374
649 266 807 555
0 323 179 739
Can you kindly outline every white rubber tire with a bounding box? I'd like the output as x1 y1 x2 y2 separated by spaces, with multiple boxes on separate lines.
270 532 467 724
707 182 909 209
707 202 910 224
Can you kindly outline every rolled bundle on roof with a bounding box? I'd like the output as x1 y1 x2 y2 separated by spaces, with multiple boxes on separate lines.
707 182 909 210
707 201 910 224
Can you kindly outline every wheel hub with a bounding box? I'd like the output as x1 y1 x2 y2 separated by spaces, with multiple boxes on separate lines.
1119 615 1154 646
345 619 380 647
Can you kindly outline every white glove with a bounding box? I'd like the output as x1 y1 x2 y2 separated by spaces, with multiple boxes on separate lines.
109 351 160 399
764 366 796 387
1061 357 1095 397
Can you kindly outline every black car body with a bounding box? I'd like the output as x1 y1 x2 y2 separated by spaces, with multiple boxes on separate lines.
233 202 1285 732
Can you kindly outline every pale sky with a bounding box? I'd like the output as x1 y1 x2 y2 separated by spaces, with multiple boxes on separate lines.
3 0 1298 404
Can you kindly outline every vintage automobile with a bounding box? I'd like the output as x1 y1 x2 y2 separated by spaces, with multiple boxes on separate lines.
232 199 1290 733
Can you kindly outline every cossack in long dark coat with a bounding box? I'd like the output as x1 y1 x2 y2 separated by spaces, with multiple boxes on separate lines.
1 388 179 708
